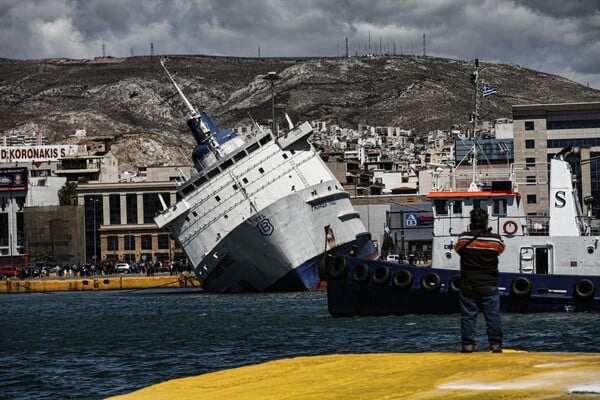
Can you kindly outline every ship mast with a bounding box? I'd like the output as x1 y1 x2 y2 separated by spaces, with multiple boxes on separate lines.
468 59 481 192
160 59 223 157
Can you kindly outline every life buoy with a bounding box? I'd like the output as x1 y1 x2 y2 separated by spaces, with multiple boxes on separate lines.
352 264 370 283
327 256 348 279
574 279 596 300
503 220 518 235
421 272 441 292
393 270 413 289
511 277 532 297
372 265 391 285
449 275 462 293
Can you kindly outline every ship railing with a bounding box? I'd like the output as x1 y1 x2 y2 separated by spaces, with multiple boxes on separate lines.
180 147 319 241
433 214 600 237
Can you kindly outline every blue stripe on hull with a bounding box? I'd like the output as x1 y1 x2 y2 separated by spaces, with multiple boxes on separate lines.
268 233 374 292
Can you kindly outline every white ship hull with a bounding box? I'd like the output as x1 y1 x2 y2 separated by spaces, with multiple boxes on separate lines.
195 183 368 293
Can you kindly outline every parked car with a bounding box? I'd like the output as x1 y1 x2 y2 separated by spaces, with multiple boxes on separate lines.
0 266 19 279
114 263 131 273
386 254 400 262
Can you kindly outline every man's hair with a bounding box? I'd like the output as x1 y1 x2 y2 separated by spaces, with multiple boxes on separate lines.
470 208 488 229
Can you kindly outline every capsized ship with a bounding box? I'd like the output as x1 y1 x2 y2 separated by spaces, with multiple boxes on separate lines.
154 60 374 293
326 146 600 316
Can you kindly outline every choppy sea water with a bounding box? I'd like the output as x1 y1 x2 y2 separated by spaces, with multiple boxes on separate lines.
1 290 599 399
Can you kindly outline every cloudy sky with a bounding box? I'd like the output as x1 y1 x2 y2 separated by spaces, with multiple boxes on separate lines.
1 0 599 88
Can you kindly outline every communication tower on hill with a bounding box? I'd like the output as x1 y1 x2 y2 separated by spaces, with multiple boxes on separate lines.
423 34 426 57
150 42 154 56
345 37 349 57
102 42 107 57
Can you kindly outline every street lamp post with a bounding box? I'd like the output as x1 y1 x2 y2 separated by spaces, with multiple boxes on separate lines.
263 71 279 135
90 198 99 266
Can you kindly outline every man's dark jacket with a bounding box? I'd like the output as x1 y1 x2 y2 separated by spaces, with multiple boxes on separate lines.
454 228 505 286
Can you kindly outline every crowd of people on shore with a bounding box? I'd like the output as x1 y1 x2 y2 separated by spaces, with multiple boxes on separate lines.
0 260 191 280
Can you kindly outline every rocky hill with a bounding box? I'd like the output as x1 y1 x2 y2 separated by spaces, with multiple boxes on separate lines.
1 55 600 172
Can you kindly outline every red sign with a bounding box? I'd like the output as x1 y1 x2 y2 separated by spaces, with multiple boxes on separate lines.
0 167 28 192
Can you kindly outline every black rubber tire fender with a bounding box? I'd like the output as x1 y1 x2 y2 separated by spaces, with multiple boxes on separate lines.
511 277 532 297
372 265 391 285
352 263 370 283
574 279 596 300
421 272 441 292
449 274 462 293
393 269 413 289
327 256 348 279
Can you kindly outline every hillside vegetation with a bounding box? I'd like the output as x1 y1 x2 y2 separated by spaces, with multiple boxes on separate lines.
1 55 599 171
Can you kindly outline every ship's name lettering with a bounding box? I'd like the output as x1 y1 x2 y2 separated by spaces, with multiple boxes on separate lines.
249 214 267 224
312 201 336 211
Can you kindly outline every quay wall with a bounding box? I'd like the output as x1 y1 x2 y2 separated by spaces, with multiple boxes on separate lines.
0 275 200 294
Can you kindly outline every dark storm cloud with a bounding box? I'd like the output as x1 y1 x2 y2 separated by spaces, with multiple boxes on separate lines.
515 0 600 17
0 0 598 88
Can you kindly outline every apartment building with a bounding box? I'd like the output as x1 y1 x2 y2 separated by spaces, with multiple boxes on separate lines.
512 102 600 216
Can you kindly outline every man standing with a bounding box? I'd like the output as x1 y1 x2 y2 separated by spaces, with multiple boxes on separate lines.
454 208 505 353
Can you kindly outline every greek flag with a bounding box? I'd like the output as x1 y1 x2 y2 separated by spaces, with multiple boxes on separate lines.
483 83 499 97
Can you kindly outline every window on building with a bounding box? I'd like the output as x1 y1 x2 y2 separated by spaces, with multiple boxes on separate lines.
158 235 169 249
526 157 535 168
493 199 507 216
0 213 7 246
525 139 535 149
527 194 537 204
124 235 135 250
126 194 137 224
525 121 535 131
109 194 121 224
107 236 118 251
526 176 536 185
143 193 170 223
141 235 152 250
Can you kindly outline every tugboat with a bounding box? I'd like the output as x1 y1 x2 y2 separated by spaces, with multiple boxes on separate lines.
326 59 599 316
154 60 374 293
326 145 600 316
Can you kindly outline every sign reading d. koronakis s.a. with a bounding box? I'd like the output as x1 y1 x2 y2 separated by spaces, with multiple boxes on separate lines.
0 145 79 162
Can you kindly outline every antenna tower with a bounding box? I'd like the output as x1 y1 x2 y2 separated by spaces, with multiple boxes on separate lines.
150 42 154 56
102 42 107 57
423 34 426 57
345 37 349 57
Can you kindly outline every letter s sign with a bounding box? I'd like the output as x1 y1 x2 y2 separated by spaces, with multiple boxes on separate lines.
554 190 566 208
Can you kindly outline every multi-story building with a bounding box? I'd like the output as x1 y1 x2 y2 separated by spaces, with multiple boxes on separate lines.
76 179 183 265
512 102 600 216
